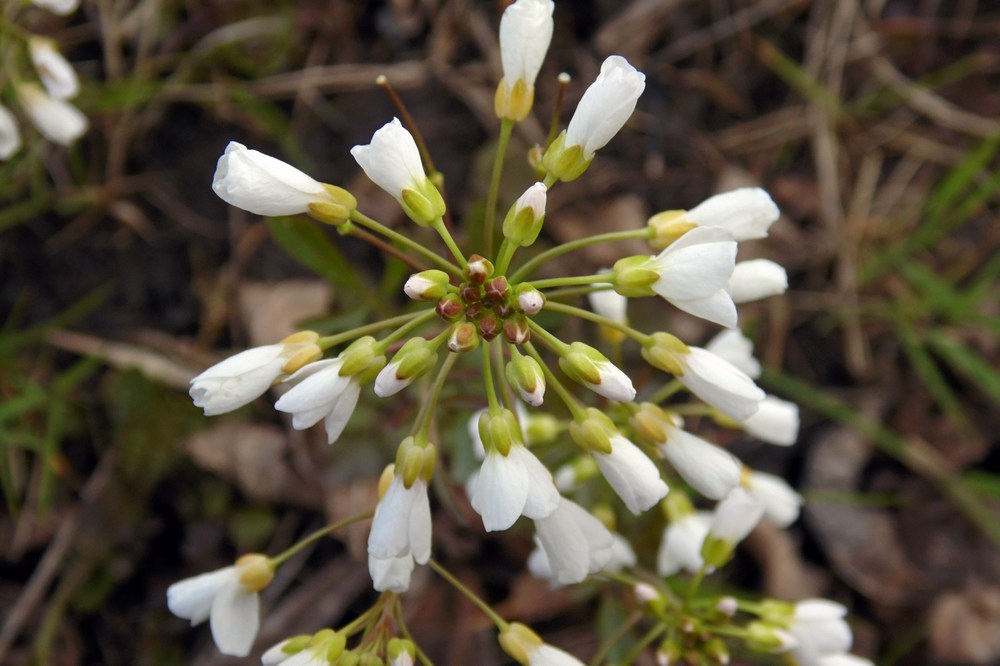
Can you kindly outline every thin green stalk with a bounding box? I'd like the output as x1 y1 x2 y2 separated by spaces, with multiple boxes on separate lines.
587 610 644 666
618 624 667 665
494 340 516 412
523 341 586 420
543 172 558 188
528 273 616 291
510 229 650 282
525 319 569 355
484 119 515 257
494 237 518 277
270 512 375 567
350 210 461 276
428 559 508 630
318 310 434 350
377 309 440 349
542 300 649 344
647 380 684 405
683 564 709 611
413 351 459 440
394 603 436 666
340 597 386 636
541 284 615 302
481 343 501 413
431 217 468 269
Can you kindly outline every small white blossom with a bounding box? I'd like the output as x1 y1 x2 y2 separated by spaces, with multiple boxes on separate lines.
350 117 426 202
31 0 80 14
0 104 21 160
367 475 432 591
529 533 634 586
588 286 628 325
560 342 636 402
526 644 586 666
709 487 765 545
471 444 560 531
676 346 765 421
262 640 330 666
167 556 271 657
29 39 79 100
705 328 761 379
788 599 854 666
517 288 545 315
499 0 554 89
374 358 410 397
532 498 614 585
368 553 415 594
656 511 713 576
212 142 328 216
564 56 645 158
593 434 668 514
686 188 780 241
19 84 87 146
657 425 741 500
727 259 788 303
742 395 800 445
744 470 803 527
274 358 361 445
190 334 320 416
648 226 738 328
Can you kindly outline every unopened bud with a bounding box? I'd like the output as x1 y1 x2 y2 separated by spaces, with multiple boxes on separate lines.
502 182 547 247
716 596 738 617
515 284 544 315
400 178 446 226
633 582 660 606
387 638 415 666
568 407 616 455
541 131 592 183
460 283 482 303
339 336 385 377
483 276 510 305
745 622 797 653
436 294 464 321
503 316 531 345
235 553 274 592
374 337 438 397
404 269 451 301
505 355 545 406
498 622 543 665
448 322 480 352
479 313 502 341
465 254 494 283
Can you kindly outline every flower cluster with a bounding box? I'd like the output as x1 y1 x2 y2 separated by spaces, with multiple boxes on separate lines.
0 0 87 160
168 1 871 664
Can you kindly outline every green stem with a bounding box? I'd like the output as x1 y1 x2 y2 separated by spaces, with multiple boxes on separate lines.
542 300 649 344
529 273 616 290
377 309 440 350
431 217 468 269
394 603 436 666
494 340 516 412
543 172 558 188
428 559 508 630
318 310 434 350
510 228 652 283
340 596 386 636
647 380 685 405
412 351 459 440
588 610 644 666
350 210 461 276
525 319 569 355
619 624 667 665
269 512 374 567
494 237 518 277
682 564 709 611
523 341 586 420
484 119 515 257
542 284 615 302
481 342 501 413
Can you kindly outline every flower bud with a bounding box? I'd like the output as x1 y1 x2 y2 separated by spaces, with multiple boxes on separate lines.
388 638 416 666
505 354 546 406
745 622 798 653
465 254 494 283
375 337 438 397
436 293 464 321
640 332 690 376
338 336 385 377
29 38 79 100
502 182 547 246
559 342 636 402
524 413 561 445
478 409 523 456
404 269 452 301
540 130 592 183
495 0 554 122
479 313 502 341
307 184 357 225
716 596 738 617
498 623 543 665
448 321 480 352
502 315 531 345
561 56 645 160
483 276 510 305
568 407 616 455
515 284 545 315
18 84 87 146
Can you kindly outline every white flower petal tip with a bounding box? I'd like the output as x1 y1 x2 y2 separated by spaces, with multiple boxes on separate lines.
745 470 802 528
677 347 765 421
274 358 362 445
374 361 409 397
565 55 646 157
533 499 614 585
656 512 713 576
742 395 800 446
499 0 555 88
471 445 560 532
659 427 741 501
18 84 87 146
29 39 79 100
789 599 854 666
727 259 788 303
687 187 780 241
709 487 765 545
367 475 432 589
705 329 761 379
350 118 426 201
594 435 668 514
212 142 327 216
649 226 738 327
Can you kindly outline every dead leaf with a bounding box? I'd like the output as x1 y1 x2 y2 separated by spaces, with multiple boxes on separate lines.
238 279 333 347
930 582 1000 665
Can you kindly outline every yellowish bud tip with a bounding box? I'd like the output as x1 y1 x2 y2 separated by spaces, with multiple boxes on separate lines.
498 623 543 665
281 330 320 345
235 553 274 592
281 345 323 374
647 210 696 251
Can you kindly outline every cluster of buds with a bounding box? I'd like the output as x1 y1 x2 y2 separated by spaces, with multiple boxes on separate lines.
0 1 87 159
167 1 872 665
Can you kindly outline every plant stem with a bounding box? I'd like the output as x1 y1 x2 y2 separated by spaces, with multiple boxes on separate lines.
619 624 667 665
588 610 643 666
525 319 569 354
484 119 515 258
523 341 586 420
543 300 649 344
378 309 440 349
350 210 461 276
481 342 500 413
529 273 616 290
269 512 374 567
431 217 468 269
509 228 652 282
428 559 508 630
647 380 684 405
413 351 459 440
319 310 434 350
494 237 518 277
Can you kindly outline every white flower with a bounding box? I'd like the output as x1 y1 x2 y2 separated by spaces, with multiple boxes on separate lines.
31 0 79 15
499 0 554 88
686 188 780 241
588 286 628 325
29 39 79 100
275 358 361 445
368 553 415 593
0 104 21 160
350 118 426 201
788 599 853 666
564 56 645 158
529 533 634 585
18 84 87 146
727 259 788 303
261 640 329 666
705 328 761 379
708 487 765 545
742 395 800 445
656 510 713 576
744 470 802 527
559 342 636 402
189 333 320 416
167 555 272 657
648 226 738 328
532 498 614 585
471 444 560 531
657 425 741 500
526 644 586 666
212 142 328 216
675 346 765 420
818 655 873 666
374 358 410 397
367 475 432 586
593 434 668 514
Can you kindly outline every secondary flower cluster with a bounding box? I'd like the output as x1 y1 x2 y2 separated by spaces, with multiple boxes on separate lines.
169 1 871 664
0 0 87 160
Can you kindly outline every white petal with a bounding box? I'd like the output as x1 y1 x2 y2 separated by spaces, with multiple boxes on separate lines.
651 227 737 300
660 427 741 500
209 579 259 657
727 259 788 303
30 39 79 100
31 0 79 14
528 643 587 666
527 543 555 583
350 118 425 199
747 471 802 527
565 56 645 157
656 512 713 576
18 85 87 145
471 449 529 531
593 436 668 514
818 655 873 666
323 379 361 444
212 142 326 216
678 347 765 421
408 481 432 564
511 446 561 520
0 104 23 160
667 288 738 328
374 360 410 397
705 329 761 379
587 360 636 402
499 0 554 86
605 534 637 572
710 487 765 544
742 395 799 445
274 361 351 429
368 477 416 559
167 567 235 625
369 554 414 593
534 499 614 585
686 188 779 241
588 287 628 324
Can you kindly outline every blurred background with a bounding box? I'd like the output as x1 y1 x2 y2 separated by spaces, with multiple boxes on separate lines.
2 0 999 664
